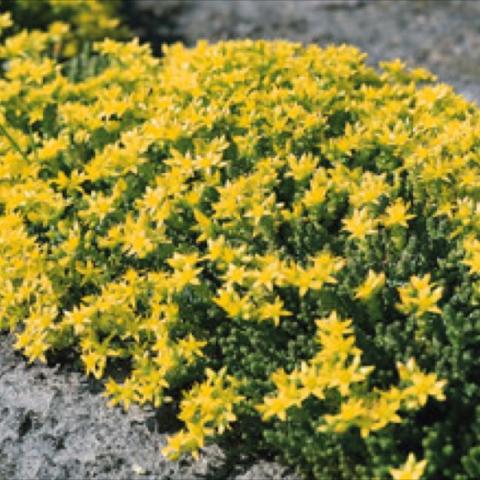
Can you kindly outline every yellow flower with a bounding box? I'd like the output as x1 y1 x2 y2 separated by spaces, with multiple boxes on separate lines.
161 430 193 461
81 350 106 379
462 235 480 275
286 152 318 181
382 199 416 228
23 336 49 364
103 378 137 411
37 136 69 161
245 197 272 226
257 297 292 327
256 379 303 422
303 181 328 208
342 208 378 241
48 21 69 39
396 274 443 317
63 306 92 335
405 372 447 407
0 12 13 29
368 395 402 432
326 356 374 396
192 209 213 242
397 358 447 407
390 453 427 480
170 265 202 292
213 288 250 318
79 191 115 222
354 270 386 300
463 251 480 275
121 216 154 258
320 398 369 434
295 362 326 400
251 264 280 292
177 334 207 363
314 311 352 334
221 264 249 287
349 172 389 207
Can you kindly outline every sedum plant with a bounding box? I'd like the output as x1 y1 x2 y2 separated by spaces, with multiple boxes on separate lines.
0 20 478 479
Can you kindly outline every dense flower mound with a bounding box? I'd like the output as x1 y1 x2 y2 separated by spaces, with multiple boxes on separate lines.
0 29 479 479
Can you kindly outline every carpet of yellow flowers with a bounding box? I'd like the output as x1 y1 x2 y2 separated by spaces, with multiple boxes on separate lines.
1 6 479 479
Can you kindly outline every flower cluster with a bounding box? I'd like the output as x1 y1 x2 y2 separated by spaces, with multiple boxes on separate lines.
0 0 127 57
0 27 478 479
257 312 445 469
162 368 245 460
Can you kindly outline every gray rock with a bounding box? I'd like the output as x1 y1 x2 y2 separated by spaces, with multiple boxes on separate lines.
0 333 297 479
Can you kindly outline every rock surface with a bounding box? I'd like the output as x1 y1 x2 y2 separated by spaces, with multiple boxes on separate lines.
2 1 480 479
0 333 297 479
